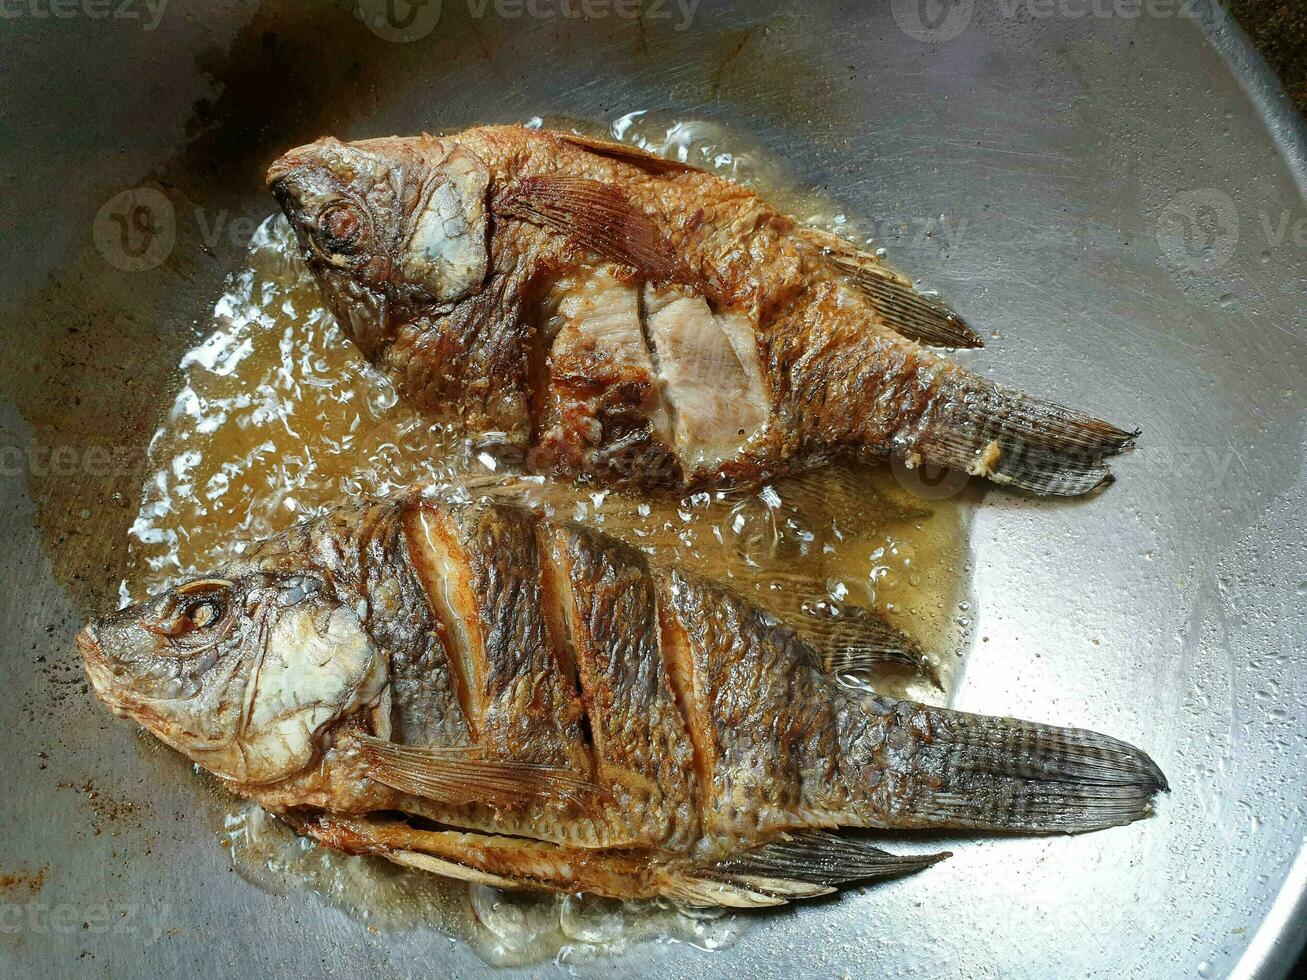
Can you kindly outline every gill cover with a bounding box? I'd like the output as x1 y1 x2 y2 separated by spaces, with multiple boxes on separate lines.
268 136 491 307
395 142 490 305
224 601 386 785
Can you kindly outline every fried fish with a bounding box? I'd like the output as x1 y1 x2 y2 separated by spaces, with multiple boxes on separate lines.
267 126 1136 495
79 490 1165 905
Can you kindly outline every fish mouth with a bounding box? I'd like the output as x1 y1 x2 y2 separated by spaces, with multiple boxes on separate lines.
266 146 313 188
76 624 104 670
266 137 341 189
76 626 173 729
77 625 123 710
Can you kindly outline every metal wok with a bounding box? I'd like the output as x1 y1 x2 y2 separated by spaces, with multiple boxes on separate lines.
0 1 1303 976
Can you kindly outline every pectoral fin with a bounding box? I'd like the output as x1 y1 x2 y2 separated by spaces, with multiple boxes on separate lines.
355 734 595 809
798 228 984 349
495 175 680 281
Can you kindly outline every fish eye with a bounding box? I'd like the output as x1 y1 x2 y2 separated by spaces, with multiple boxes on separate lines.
143 579 234 645
185 598 223 630
317 202 365 254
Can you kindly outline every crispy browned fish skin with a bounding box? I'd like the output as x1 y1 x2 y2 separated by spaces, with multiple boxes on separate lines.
268 126 1136 495
79 493 1166 904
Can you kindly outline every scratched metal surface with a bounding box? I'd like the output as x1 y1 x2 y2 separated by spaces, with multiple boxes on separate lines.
1 1 1304 977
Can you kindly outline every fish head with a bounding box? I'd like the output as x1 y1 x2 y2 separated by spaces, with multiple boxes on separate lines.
78 573 387 786
267 135 491 357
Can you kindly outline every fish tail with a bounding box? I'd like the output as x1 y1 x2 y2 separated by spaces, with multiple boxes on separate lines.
782 308 1137 495
859 699 1167 834
908 374 1138 496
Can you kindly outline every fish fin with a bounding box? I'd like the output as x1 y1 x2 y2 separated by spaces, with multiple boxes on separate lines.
355 733 596 809
666 832 947 906
386 849 524 888
875 702 1168 833
302 813 658 897
660 875 794 908
496 175 680 280
415 473 550 509
713 831 949 888
776 462 932 530
742 568 935 681
555 132 703 175
795 601 936 683
798 228 984 349
299 814 544 889
915 381 1138 496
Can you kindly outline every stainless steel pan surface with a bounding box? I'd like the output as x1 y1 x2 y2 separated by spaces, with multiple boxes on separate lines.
1 2 1303 976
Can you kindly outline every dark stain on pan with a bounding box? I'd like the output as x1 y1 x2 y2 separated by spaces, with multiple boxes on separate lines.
0 1 842 616
709 28 757 99
0 2 413 612
0 864 47 897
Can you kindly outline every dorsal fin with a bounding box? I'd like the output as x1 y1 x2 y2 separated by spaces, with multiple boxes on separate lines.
797 228 984 349
555 132 703 175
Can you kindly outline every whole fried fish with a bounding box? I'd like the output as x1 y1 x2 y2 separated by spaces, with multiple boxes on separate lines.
268 126 1136 495
79 491 1165 905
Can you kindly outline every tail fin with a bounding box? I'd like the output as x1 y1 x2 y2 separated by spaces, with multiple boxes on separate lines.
913 379 1138 496
868 700 1167 834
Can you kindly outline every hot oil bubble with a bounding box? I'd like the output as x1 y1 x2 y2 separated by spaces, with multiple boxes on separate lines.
470 886 562 953
127 116 976 964
560 894 627 944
